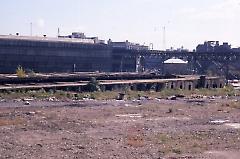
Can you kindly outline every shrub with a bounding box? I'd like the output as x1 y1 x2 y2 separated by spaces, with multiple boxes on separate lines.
16 65 26 78
27 69 36 77
86 77 100 92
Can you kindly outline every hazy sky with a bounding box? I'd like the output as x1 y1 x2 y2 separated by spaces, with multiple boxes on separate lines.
1 0 240 50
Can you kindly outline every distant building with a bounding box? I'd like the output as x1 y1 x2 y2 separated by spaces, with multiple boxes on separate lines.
196 41 231 53
166 46 189 52
108 39 149 51
163 58 189 75
232 47 240 52
58 32 105 44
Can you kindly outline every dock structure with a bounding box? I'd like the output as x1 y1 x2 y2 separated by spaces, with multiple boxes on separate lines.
0 73 225 92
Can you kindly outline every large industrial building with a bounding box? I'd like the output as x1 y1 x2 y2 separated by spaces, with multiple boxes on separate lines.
0 34 141 73
0 32 152 74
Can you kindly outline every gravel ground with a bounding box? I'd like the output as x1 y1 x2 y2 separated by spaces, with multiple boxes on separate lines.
0 97 240 159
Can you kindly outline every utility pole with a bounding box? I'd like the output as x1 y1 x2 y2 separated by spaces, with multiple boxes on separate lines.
57 27 60 37
149 43 154 50
30 22 33 36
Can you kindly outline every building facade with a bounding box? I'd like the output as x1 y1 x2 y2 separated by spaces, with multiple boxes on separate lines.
163 58 189 75
108 39 149 51
0 35 112 73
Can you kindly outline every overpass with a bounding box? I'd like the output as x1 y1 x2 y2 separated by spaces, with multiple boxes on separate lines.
112 49 240 79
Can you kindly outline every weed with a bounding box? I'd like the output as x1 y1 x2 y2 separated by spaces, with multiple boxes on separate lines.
86 77 100 92
90 93 96 99
158 134 170 144
16 65 26 78
0 86 237 101
172 148 182 154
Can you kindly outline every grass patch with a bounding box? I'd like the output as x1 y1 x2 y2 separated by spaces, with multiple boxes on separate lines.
155 132 210 155
0 86 238 100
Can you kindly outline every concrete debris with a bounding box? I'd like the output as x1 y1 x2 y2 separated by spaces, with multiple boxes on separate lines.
225 123 240 129
210 119 230 124
166 108 173 113
191 94 204 99
117 93 125 100
23 98 34 102
24 101 30 105
115 114 142 118
13 99 22 102
0 99 6 102
139 96 148 100
25 111 36 116
175 94 185 98
124 104 130 107
48 97 58 102
186 99 206 103
167 96 177 100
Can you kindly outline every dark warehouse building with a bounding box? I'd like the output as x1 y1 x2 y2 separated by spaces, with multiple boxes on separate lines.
0 34 137 73
196 41 232 53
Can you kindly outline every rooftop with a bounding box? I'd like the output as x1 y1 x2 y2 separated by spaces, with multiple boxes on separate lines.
0 34 97 44
164 58 188 64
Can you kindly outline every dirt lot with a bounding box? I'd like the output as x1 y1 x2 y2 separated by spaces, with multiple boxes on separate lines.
0 96 240 159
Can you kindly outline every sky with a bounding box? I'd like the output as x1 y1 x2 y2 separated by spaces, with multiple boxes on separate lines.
1 0 240 50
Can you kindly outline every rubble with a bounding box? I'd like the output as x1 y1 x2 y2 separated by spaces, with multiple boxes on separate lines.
0 95 239 158
167 95 177 100
210 119 230 124
25 111 36 116
23 98 34 102
225 123 240 129
117 93 125 100
175 94 185 98
24 101 30 105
